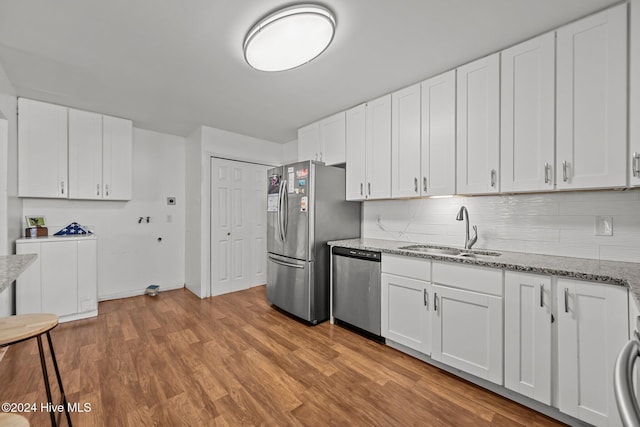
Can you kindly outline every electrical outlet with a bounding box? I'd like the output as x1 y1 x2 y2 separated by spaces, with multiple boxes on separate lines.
167 197 176 205
595 216 613 236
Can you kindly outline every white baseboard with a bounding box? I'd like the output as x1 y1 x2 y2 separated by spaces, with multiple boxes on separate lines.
98 283 185 302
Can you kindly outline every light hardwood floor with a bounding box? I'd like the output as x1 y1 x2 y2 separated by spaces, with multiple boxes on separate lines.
0 286 565 426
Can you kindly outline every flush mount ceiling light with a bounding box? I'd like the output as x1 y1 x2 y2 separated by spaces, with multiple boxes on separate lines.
243 4 336 72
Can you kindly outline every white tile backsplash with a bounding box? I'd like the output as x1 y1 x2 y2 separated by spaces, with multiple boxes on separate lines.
362 189 640 262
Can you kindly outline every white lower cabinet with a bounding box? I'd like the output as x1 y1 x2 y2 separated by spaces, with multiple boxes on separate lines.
504 272 552 405
381 255 431 354
431 262 503 385
557 278 628 427
16 235 98 322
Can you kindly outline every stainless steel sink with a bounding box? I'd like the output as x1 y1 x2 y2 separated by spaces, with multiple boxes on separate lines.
398 244 501 258
399 245 462 256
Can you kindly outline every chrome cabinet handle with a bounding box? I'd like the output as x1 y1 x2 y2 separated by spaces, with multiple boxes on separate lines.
562 161 569 182
544 163 551 184
423 289 427 307
490 169 496 188
360 182 363 196
633 152 640 178
105 184 109 197
564 288 569 313
97 184 100 196
368 182 371 196
539 284 544 308
414 177 418 193
60 181 65 195
319 152 323 162
434 293 438 312
423 177 427 192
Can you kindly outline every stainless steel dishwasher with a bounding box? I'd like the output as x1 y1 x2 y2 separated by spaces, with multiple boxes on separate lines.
332 246 381 337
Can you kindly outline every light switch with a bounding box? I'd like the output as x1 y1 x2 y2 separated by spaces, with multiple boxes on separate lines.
595 216 613 236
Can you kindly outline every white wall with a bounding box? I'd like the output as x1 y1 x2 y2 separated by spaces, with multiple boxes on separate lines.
22 128 186 300
280 139 298 165
363 189 640 262
184 126 202 297
185 125 283 298
0 65 21 315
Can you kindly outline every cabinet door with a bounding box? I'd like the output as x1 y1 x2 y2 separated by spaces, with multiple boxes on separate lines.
431 284 503 384
630 0 640 187
421 70 456 196
298 122 320 162
366 94 392 199
557 278 628 426
381 273 430 354
556 4 627 190
69 108 103 199
319 112 346 165
41 241 78 317
391 84 421 198
345 104 367 200
18 98 68 198
103 115 133 200
501 33 555 192
456 53 500 195
504 272 552 405
77 239 97 313
16 243 42 314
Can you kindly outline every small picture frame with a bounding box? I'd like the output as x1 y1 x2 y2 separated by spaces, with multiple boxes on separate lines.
25 216 46 227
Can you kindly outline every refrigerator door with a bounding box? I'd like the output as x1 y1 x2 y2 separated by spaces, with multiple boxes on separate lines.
282 161 313 261
266 253 313 322
267 167 284 256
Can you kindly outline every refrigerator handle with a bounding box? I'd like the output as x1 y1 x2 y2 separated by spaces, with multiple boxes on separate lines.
268 255 304 269
282 183 289 241
278 180 286 242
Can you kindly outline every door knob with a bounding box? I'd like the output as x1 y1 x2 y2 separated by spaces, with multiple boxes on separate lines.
227 232 231 236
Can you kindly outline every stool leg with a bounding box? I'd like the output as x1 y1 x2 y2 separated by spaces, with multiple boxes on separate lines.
46 331 72 427
37 335 57 427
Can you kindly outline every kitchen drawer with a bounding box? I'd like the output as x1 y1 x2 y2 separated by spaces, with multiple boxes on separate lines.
432 261 503 296
382 254 431 281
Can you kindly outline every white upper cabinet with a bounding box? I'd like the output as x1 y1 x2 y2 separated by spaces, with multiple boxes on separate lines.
630 0 640 187
345 96 392 200
391 83 421 198
366 95 392 199
69 108 103 199
319 112 346 165
18 98 69 198
298 112 346 165
456 53 500 195
103 115 133 200
19 98 132 201
504 272 552 405
297 122 320 162
421 70 456 196
556 4 627 190
68 111 132 200
501 33 555 193
557 278 628 426
345 104 367 200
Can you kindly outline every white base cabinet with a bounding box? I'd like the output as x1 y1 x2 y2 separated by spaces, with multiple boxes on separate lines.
504 272 552 405
381 255 431 354
431 262 504 385
557 278 628 427
16 235 98 322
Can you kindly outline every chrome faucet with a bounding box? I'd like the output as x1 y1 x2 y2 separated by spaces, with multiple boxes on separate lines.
456 206 478 249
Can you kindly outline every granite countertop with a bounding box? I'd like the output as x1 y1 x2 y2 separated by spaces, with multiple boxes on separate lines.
0 254 37 294
328 238 640 304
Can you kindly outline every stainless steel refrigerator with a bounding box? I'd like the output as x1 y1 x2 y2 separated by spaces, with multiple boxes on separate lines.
266 160 360 324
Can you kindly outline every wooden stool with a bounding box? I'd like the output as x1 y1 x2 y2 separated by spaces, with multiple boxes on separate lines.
0 413 29 427
0 314 72 427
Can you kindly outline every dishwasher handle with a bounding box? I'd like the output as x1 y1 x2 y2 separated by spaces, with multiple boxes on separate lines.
332 246 381 262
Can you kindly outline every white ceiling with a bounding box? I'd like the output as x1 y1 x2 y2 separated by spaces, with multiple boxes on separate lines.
0 0 622 143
